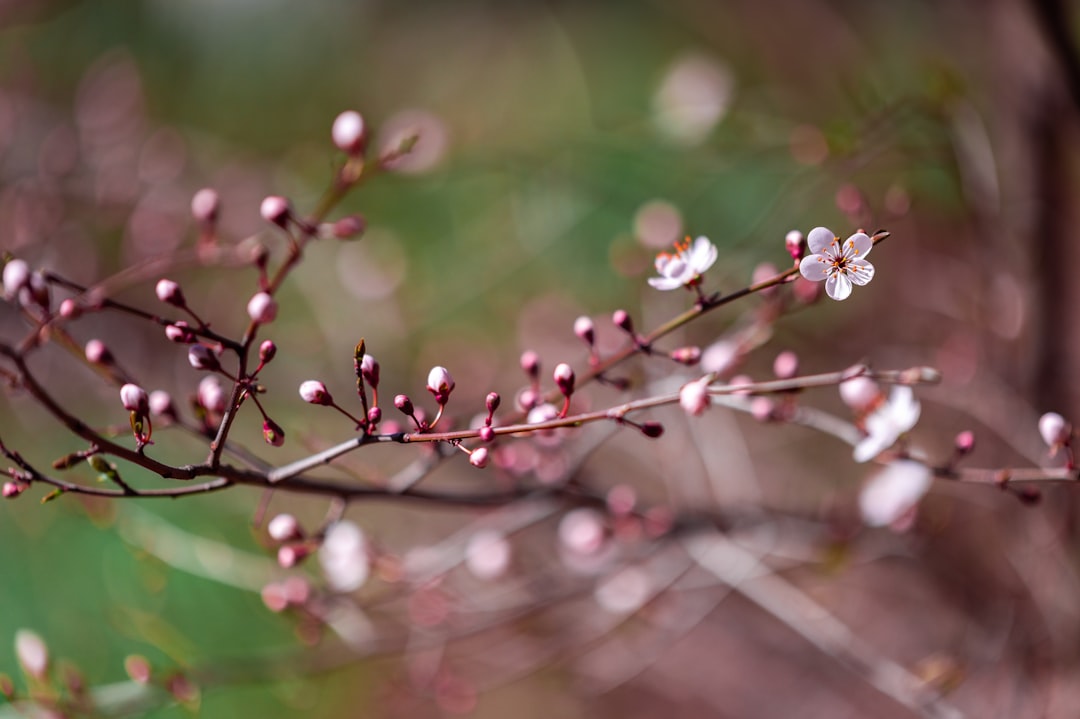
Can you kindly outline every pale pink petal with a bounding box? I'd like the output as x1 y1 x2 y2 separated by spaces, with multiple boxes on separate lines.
825 273 852 301
887 386 921 430
654 254 672 273
689 236 718 273
858 460 931 527
845 232 873 259
807 226 836 255
846 258 875 285
648 276 684 291
799 254 829 281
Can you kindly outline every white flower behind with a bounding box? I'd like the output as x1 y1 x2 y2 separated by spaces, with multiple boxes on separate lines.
853 385 921 462
648 236 718 291
798 227 875 301
859 459 932 528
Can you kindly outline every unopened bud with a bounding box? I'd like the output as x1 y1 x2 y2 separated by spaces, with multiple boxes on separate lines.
59 298 80 318
426 366 455 405
155 279 185 307
954 430 975 455
2 482 25 498
299 380 333 406
785 229 805 261
613 308 633 334
187 344 220 371
479 426 495 442
360 354 379 388
262 418 286 447
277 544 310 568
520 350 540 379
2 259 30 299
120 383 149 414
198 376 227 413
679 376 710 417
839 376 881 412
773 350 799 379
1039 412 1071 449
332 110 368 156
669 346 701 365
259 340 277 364
191 188 220 225
553 363 575 396
485 392 500 414
367 406 382 425
469 447 490 468
84 339 113 365
246 291 278 324
124 655 152 685
165 321 196 344
573 315 595 346
148 390 176 419
330 214 366 239
394 394 414 415
640 421 664 438
259 195 291 227
14 630 48 680
268 513 302 542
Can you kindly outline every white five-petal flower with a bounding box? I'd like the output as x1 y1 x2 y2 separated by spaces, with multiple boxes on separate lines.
853 385 921 462
648 236 718 291
798 227 875 301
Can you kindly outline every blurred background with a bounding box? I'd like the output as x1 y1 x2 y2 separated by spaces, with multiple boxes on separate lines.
1 0 1079 716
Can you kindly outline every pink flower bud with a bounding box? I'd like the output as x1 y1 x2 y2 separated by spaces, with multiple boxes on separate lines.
277 544 310 569
259 340 277 364
1039 412 1071 448
954 430 975 454
753 262 780 296
24 272 48 310
332 110 367 155
785 229 805 261
479 426 495 442
165 321 196 344
426 366 455 404
360 354 379 388
559 508 605 555
640 421 664 438
259 195 291 227
155 279 185 307
84 339 113 365
268 513 302 542
485 392 500 414
394 394 414 415
553 363 575 396
148 390 175 418
191 188 220 225
299 380 333 405
773 350 799 379
198 376 227 413
246 291 278 324
464 529 510 580
120 383 149 414
58 298 79 318
15 630 48 680
669 346 701 365
330 214 366 239
612 308 633 333
573 315 595 346
367 406 382 425
750 396 775 422
263 418 286 447
520 350 540 378
839 376 881 412
187 344 220 371
2 259 30 299
3 481 25 498
469 447 490 468
679 376 710 417
124 655 152 685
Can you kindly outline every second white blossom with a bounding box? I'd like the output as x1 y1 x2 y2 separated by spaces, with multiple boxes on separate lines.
798 227 875 301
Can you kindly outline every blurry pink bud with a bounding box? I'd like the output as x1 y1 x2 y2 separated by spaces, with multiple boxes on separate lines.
277 544 310 569
251 243 270 270
187 344 220 371
479 426 495 442
124 655 152 685
954 430 975 455
640 421 664 438
148 390 175 419
750 396 775 422
839 376 881 412
259 340 277 364
59 298 80 318
394 394 414 415
559 508 605 555
701 339 739 375
263 419 286 447
84 339 113 365
120 384 149 414
553 363 575 396
785 229 805 261
330 214 366 239
332 110 367 155
1039 412 1071 449
773 350 799 379
299 380 333 405
246 291 278 324
191 188 220 225
573 316 595 346
679 376 711 417
670 346 701 365
3 481 25 498
516 386 539 412
485 392 500 414
464 529 511 580
426 366 455 404
752 262 780 296
2 259 30 299
520 350 540 378
259 196 291 227
360 354 379 388
469 447 490 468
268 513 302 542
165 321 196 344
155 279 185 307
198 376 227 413
612 308 633 334
15 630 48 680
367 406 382 425
24 272 48 310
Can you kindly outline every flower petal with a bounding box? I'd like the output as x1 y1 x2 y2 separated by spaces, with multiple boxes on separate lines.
689 236 718 274
846 258 875 286
825 273 852 300
845 232 873 259
799 254 829 281
807 227 837 255
648 276 684 291
858 460 932 527
853 433 889 463
887 386 920 431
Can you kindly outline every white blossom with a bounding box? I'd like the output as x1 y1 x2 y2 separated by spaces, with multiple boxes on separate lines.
798 227 875 301
648 236 718 291
853 385 920 462
859 460 932 528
